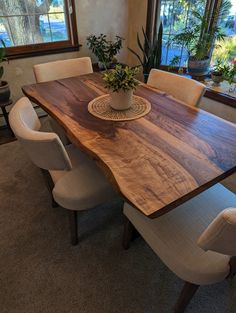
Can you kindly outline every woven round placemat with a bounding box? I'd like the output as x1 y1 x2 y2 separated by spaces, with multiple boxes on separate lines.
88 94 151 121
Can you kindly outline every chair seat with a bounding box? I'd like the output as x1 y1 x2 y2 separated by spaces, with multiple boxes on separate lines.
124 184 236 285
51 144 117 210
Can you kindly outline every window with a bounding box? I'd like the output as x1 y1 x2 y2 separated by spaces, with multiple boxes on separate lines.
0 0 78 58
160 0 207 66
212 2 236 63
158 0 235 66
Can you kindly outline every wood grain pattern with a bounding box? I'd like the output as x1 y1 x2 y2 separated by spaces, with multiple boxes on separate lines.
22 72 236 218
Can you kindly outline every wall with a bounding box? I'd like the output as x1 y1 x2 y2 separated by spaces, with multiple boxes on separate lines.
127 0 148 67
199 97 236 124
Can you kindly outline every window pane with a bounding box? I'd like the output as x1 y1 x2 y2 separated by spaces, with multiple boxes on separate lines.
212 1 236 64
160 0 206 66
40 14 53 43
0 19 12 47
0 0 69 47
48 13 68 42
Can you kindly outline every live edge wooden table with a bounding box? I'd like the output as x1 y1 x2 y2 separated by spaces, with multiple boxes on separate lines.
22 72 236 219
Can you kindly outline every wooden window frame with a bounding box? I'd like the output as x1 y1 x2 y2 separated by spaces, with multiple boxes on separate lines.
2 0 80 59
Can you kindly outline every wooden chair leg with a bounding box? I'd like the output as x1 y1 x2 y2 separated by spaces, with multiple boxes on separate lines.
40 168 58 208
68 210 78 246
173 282 199 313
229 256 236 277
122 216 135 250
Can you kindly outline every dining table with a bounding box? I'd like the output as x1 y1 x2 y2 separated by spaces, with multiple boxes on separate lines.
22 72 236 218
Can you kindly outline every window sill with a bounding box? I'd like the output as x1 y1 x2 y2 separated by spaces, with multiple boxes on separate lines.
204 88 236 109
7 44 82 60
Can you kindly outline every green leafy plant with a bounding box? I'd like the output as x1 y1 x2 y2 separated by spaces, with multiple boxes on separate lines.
212 59 225 75
103 65 139 92
225 62 236 85
173 0 232 60
128 23 163 80
87 34 124 68
0 39 8 86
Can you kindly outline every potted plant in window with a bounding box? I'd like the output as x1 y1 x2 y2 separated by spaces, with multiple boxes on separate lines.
225 60 236 92
173 0 231 79
211 60 225 85
128 23 163 82
0 39 10 102
87 34 124 70
103 65 139 110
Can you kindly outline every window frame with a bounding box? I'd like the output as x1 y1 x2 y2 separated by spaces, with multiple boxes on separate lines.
2 0 80 59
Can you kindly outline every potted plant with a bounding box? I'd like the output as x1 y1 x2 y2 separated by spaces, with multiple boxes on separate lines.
87 34 124 70
0 39 10 102
173 0 231 79
211 60 225 85
128 23 163 82
103 65 139 110
225 61 236 92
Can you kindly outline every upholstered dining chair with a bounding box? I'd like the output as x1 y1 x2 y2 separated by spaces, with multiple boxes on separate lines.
123 184 236 313
33 57 93 145
9 97 118 245
33 57 93 83
147 69 206 107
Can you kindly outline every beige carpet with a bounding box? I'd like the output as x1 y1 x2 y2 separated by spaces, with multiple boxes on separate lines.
0 140 236 313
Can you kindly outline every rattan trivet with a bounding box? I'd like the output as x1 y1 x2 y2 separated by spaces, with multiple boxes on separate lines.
88 94 151 121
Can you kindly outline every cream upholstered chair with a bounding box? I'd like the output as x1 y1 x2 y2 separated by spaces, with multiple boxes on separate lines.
123 184 236 313
33 57 93 83
9 97 118 245
33 57 93 145
147 69 206 107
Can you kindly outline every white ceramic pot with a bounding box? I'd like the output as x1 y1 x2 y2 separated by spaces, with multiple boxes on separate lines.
110 90 133 110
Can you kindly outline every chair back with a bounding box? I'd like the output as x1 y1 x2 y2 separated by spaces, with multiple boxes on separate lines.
197 208 236 256
9 97 72 171
33 57 93 83
147 69 206 107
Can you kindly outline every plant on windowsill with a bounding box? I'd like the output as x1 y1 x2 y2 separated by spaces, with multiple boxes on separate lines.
103 65 139 110
173 0 231 79
225 61 236 92
0 39 10 103
128 22 163 83
211 60 225 85
87 34 124 70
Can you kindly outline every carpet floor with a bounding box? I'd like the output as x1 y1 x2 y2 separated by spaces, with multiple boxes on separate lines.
0 140 236 313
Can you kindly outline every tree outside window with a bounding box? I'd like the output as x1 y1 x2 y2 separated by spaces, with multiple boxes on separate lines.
212 2 236 63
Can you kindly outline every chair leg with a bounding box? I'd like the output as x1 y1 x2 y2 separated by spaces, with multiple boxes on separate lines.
122 216 135 250
68 210 78 246
173 282 199 313
229 256 236 277
40 169 58 208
